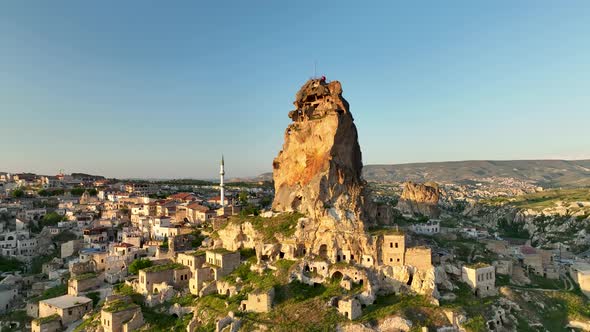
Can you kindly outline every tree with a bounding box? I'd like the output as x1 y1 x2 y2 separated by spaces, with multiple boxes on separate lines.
160 236 169 249
38 189 65 197
70 187 86 196
88 188 98 196
128 258 153 275
0 256 25 273
12 189 24 198
42 212 64 226
259 196 272 208
191 230 205 248
240 204 260 216
238 191 249 205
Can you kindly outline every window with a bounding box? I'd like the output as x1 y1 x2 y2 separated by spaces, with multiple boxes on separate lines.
389 258 393 262
395 243 398 248
389 242 393 248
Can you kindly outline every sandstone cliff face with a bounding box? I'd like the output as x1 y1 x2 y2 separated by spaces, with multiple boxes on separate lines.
272 79 365 220
271 78 375 256
397 181 440 218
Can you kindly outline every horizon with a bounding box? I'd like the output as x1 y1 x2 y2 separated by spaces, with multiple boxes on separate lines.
3 157 590 180
2 1 590 178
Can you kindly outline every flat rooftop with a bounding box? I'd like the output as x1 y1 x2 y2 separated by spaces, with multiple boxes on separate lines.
40 295 92 309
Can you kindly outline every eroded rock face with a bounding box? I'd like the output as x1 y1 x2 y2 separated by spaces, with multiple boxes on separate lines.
271 78 377 256
272 79 365 220
397 181 440 218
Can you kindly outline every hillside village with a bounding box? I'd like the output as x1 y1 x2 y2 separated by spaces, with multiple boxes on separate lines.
1 79 590 332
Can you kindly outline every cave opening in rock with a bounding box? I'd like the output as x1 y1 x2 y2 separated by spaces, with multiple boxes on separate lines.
331 271 343 281
319 244 328 259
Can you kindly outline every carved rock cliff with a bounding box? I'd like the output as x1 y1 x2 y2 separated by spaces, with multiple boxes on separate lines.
397 181 440 218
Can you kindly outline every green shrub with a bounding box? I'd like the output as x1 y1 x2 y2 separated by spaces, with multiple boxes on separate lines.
128 258 153 275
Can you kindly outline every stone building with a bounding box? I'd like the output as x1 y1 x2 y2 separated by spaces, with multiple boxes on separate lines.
338 297 362 320
461 263 497 297
493 260 514 276
404 247 432 271
378 232 431 271
77 248 108 272
38 295 92 325
381 233 405 266
101 295 144 332
31 314 62 332
205 249 240 277
61 239 83 259
177 251 207 273
570 262 590 298
190 266 215 295
410 220 440 235
67 272 101 296
240 288 274 313
137 263 190 294
0 284 18 313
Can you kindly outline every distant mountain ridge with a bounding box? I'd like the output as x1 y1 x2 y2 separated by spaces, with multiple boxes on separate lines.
248 160 590 188
363 160 590 188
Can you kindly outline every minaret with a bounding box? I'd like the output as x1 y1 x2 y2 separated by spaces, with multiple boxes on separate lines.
219 155 225 207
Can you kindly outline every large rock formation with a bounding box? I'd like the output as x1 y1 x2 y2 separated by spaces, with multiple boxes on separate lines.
397 181 440 218
271 78 375 257
272 79 365 220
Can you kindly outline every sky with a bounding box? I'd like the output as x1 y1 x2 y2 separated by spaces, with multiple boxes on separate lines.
1 1 589 179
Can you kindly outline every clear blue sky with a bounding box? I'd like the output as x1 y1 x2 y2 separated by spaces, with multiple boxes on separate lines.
1 1 589 179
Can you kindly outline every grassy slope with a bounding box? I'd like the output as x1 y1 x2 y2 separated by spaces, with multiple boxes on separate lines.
483 188 590 211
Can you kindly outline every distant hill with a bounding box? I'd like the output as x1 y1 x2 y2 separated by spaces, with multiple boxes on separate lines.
249 160 590 188
362 160 590 188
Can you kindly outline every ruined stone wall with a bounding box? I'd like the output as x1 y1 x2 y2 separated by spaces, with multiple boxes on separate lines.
31 318 61 332
69 261 95 275
404 247 432 271
61 240 82 258
122 310 144 332
338 298 362 320
68 276 101 296
241 288 274 313
169 234 194 253
216 280 240 297
102 306 141 332
523 254 543 274
190 267 215 295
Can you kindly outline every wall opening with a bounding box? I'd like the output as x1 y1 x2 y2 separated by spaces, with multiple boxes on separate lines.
331 271 344 281
319 244 328 259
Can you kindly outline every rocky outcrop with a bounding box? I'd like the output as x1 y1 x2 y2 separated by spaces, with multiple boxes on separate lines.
379 265 439 299
338 316 413 332
273 79 366 220
466 202 590 248
397 181 440 218
270 78 379 258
